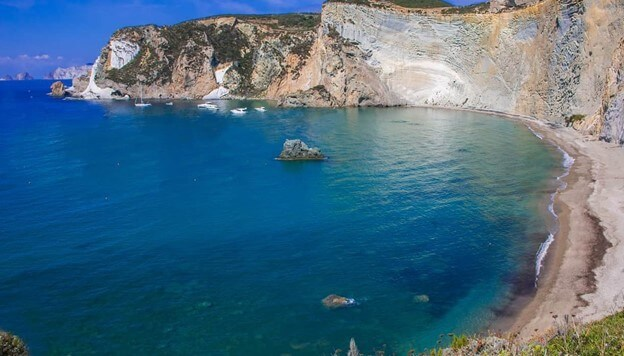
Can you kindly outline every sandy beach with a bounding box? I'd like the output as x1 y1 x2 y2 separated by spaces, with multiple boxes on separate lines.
442 107 624 340
504 119 624 340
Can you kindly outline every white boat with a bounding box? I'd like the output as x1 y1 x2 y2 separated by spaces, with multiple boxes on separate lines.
198 102 218 110
165 102 174 106
255 107 267 112
134 85 151 107
112 95 131 101
230 107 248 115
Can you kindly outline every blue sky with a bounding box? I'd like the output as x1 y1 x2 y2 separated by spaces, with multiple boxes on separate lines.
0 0 481 78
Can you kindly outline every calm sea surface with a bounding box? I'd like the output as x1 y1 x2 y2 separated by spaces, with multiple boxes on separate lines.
0 81 563 354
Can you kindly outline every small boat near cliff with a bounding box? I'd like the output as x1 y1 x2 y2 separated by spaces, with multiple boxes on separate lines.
112 95 130 101
230 108 247 115
198 102 218 110
134 85 151 107
255 107 267 112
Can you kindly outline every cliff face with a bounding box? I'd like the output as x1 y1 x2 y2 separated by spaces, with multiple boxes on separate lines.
81 0 624 139
78 13 394 106
323 0 624 125
78 15 321 100
598 39 624 144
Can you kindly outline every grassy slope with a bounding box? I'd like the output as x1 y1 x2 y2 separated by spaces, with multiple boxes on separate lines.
544 311 624 354
429 310 624 355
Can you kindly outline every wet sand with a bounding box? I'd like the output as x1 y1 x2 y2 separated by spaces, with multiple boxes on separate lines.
488 116 622 340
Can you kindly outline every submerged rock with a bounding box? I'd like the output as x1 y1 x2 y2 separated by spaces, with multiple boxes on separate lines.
322 294 355 309
50 81 66 97
413 294 430 303
277 139 325 161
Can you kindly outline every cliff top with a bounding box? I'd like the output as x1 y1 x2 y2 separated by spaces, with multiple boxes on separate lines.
325 0 491 14
113 13 321 36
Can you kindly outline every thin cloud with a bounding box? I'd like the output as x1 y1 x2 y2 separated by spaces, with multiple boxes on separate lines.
2 53 58 62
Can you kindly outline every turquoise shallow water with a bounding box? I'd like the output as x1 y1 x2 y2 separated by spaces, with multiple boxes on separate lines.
0 81 563 354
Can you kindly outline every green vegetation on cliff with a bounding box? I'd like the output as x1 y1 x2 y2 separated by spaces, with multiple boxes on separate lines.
440 2 490 14
102 13 319 96
545 312 624 355
244 14 321 31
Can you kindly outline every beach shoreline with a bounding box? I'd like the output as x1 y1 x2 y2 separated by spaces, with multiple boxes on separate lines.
450 108 624 340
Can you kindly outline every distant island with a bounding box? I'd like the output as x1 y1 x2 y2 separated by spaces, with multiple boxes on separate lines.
0 72 33 81
44 65 92 80
0 65 92 81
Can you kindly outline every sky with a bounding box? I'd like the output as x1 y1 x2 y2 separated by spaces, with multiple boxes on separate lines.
0 0 481 78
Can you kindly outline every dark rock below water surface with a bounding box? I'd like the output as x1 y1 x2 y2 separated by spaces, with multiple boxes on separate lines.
277 139 326 161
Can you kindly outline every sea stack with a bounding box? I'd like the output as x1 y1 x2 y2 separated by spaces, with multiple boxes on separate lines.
50 81 66 97
277 139 326 161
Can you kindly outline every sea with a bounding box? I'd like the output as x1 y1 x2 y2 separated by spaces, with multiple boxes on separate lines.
0 80 565 354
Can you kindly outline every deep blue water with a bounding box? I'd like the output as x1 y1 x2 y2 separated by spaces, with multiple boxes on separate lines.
0 81 563 355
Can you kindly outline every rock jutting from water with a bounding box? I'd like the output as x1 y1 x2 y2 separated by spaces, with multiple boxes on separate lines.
322 294 356 309
49 81 66 97
277 139 326 161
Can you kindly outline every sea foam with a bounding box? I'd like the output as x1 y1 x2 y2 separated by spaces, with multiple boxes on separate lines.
526 125 544 140
534 144 575 286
